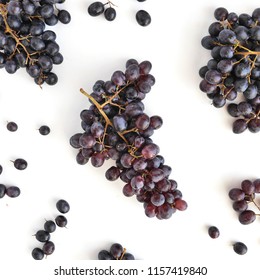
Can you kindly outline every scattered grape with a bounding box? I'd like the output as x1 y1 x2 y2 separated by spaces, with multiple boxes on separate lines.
13 158 27 170
55 215 67 227
31 248 44 260
136 10 151 27
6 186 20 198
233 241 247 255
39 125 51 135
6 121 18 132
208 226 220 239
56 199 70 214
44 220 56 233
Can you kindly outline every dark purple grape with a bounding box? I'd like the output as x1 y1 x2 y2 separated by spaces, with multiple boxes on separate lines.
39 125 50 135
228 188 245 201
55 215 67 227
233 242 247 255
253 179 260 193
104 7 116 21
232 119 247 134
136 10 151 27
12 158 27 170
208 226 220 239
0 184 6 198
6 186 20 198
56 199 70 214
98 250 115 260
35 230 50 243
151 193 165 207
122 253 135 260
110 243 123 259
32 248 44 260
44 220 56 233
58 10 71 24
105 166 120 181
238 210 256 225
241 180 255 195
214 7 228 21
42 241 55 255
88 2 104 16
141 143 159 159
233 200 248 212
6 121 18 131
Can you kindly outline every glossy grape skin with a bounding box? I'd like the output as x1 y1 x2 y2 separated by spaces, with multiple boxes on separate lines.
35 230 50 242
233 242 247 255
58 10 71 24
32 248 44 260
136 10 151 27
98 250 115 260
55 215 67 227
39 125 51 135
110 243 123 259
0 184 6 198
6 121 18 131
104 7 116 21
56 199 70 214
44 220 56 233
13 158 27 170
6 186 20 198
42 241 55 255
238 210 256 225
88 2 104 17
208 226 220 239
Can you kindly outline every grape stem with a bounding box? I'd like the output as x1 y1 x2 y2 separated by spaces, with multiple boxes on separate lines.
119 248 126 260
80 88 129 145
0 3 33 64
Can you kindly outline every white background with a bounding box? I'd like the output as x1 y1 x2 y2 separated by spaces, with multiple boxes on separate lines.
1 0 260 278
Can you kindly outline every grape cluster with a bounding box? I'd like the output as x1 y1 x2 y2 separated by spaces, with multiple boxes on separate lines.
31 199 70 260
98 243 135 260
228 179 260 225
70 59 187 220
0 0 71 86
200 7 260 133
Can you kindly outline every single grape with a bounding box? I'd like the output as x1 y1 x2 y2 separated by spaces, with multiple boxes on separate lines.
238 210 256 225
233 242 247 255
110 243 123 259
6 121 18 132
35 230 50 242
56 199 70 214
228 188 245 201
208 226 220 239
42 241 55 255
55 215 67 227
39 125 51 135
104 7 116 21
136 10 151 27
44 220 56 233
32 248 44 260
0 184 6 198
88 2 104 16
98 250 115 260
58 10 71 24
13 158 27 170
6 186 20 198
